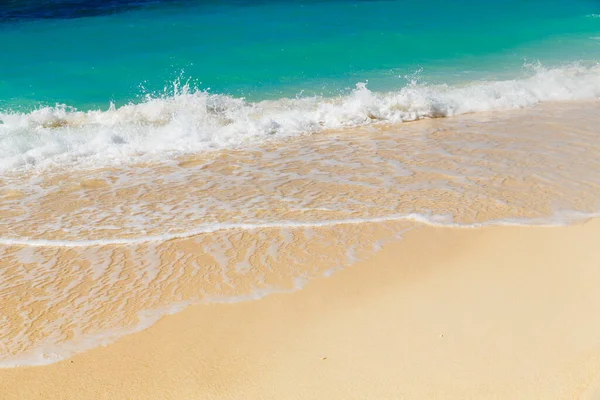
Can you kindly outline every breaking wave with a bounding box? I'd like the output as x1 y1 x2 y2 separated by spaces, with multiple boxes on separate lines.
1 63 599 172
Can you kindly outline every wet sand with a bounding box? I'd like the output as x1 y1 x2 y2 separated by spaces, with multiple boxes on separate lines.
2 100 600 397
3 219 600 399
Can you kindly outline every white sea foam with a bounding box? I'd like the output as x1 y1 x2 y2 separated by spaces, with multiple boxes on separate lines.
1 63 599 172
0 209 597 248
0 213 451 247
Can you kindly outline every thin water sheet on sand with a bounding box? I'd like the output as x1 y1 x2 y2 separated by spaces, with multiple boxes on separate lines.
1 100 600 367
2 218 600 399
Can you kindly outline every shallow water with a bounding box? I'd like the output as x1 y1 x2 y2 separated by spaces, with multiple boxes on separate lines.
2 101 600 366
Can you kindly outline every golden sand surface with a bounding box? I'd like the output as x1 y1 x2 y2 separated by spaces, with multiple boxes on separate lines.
2 220 600 399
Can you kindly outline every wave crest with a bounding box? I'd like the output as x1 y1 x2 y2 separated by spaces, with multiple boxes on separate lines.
1 63 599 172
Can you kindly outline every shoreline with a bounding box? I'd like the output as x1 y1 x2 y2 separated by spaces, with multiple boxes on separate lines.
3 220 600 399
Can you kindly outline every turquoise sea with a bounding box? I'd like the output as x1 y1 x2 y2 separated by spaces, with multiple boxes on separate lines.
2 0 600 109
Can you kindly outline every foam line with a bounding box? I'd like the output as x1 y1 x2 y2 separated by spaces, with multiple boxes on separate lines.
1 210 598 248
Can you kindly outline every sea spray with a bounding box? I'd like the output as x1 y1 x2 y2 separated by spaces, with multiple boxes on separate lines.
1 64 599 172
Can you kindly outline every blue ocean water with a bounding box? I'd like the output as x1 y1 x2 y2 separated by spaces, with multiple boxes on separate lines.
1 0 599 110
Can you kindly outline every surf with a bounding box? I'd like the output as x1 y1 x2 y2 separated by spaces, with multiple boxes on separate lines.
1 63 599 173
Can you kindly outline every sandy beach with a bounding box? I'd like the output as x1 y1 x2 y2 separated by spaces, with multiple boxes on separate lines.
2 1 600 398
3 219 600 399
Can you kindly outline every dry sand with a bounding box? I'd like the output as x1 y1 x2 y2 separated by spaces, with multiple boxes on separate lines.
2 219 600 399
